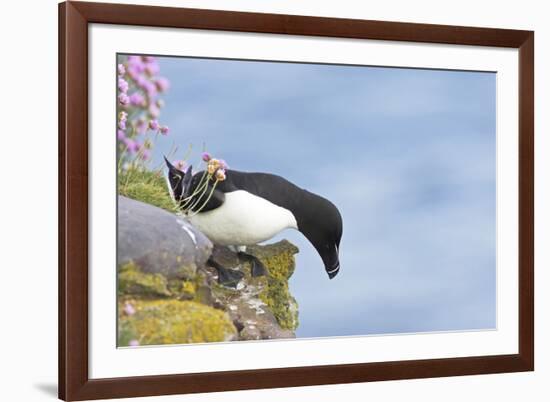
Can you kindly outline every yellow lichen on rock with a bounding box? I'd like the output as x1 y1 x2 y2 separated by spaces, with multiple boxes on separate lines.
248 240 300 331
118 261 171 297
167 279 197 300
181 280 196 295
117 238 300 345
118 300 237 346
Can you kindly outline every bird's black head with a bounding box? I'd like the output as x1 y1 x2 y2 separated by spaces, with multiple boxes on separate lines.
296 194 343 279
164 156 193 203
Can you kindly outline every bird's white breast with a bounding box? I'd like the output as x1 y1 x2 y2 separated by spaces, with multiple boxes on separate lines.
187 190 298 246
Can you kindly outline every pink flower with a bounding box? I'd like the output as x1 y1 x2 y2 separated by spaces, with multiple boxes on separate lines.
155 77 170 92
127 65 140 81
215 169 226 181
118 77 129 93
135 75 148 88
145 60 160 75
148 104 160 118
123 301 136 316
136 119 147 134
173 160 187 172
127 55 145 72
219 159 229 169
123 137 139 153
116 55 170 167
143 81 157 97
118 93 130 105
201 152 211 162
128 339 140 347
129 92 146 107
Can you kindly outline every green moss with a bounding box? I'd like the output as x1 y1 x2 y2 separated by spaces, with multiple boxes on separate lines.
118 261 171 297
118 300 237 346
118 168 177 212
249 241 300 331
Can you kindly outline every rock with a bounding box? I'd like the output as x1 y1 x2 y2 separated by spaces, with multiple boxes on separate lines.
118 261 172 297
118 196 212 280
249 241 300 331
205 241 299 340
118 300 237 346
117 195 300 345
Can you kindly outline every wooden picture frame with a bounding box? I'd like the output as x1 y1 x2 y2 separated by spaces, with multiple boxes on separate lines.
59 1 534 400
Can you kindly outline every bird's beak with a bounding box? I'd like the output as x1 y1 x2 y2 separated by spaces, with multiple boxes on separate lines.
326 243 340 279
326 259 340 279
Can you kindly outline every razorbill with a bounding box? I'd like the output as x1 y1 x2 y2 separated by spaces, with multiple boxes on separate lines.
164 158 342 286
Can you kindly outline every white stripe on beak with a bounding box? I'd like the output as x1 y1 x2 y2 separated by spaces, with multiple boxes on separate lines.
327 263 340 274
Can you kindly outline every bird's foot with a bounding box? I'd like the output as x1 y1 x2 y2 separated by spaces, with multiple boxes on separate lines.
237 251 268 277
207 257 244 288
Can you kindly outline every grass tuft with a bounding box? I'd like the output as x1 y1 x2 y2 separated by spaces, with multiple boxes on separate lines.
118 167 177 212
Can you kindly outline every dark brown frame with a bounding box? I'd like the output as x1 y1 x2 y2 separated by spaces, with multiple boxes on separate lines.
59 1 534 400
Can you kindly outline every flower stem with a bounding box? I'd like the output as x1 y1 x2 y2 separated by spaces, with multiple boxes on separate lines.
179 170 210 209
181 174 211 211
188 179 219 217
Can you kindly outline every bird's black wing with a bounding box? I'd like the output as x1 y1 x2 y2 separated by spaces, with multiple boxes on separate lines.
218 170 306 214
185 169 324 218
219 170 341 237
